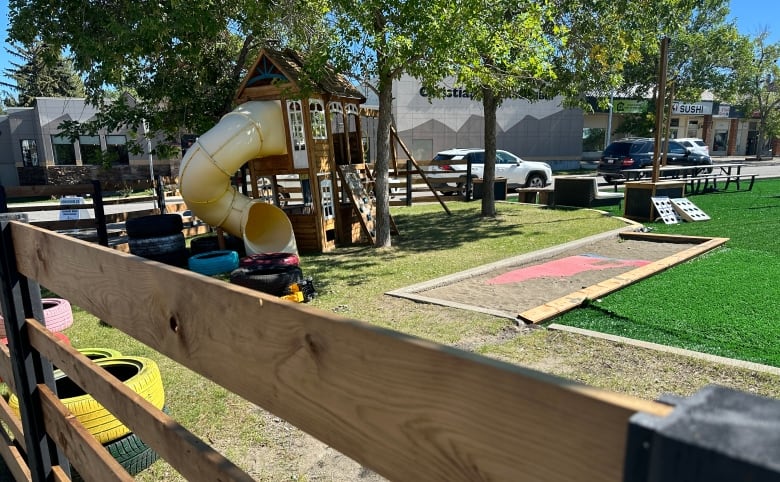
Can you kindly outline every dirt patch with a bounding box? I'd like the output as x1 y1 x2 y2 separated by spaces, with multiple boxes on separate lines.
388 231 714 320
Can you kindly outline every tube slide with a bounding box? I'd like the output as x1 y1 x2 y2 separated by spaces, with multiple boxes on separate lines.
178 101 298 255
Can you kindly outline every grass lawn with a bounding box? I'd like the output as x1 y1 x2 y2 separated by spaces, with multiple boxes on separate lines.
554 177 780 367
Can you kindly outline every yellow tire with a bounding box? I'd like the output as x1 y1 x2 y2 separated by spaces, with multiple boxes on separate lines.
10 356 164 444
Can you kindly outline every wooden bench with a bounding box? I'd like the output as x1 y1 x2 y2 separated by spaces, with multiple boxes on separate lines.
514 187 554 204
548 177 624 208
687 174 758 194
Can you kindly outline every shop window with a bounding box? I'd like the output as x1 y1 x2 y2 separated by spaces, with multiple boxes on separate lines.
51 135 76 165
686 120 699 138
309 99 327 139
582 128 606 152
79 135 102 165
20 139 39 167
714 130 728 151
106 135 129 165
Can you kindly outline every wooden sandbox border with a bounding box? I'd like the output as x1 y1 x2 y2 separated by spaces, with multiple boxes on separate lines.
386 227 728 324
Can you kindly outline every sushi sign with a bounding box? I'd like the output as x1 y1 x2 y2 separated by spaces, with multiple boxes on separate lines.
672 102 709 115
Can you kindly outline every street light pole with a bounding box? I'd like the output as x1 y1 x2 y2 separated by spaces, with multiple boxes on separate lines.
606 93 614 147
143 119 157 211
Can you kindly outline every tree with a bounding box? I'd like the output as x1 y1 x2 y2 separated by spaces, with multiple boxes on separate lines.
447 0 666 216
1 40 85 107
325 1 455 247
731 30 780 159
7 0 331 147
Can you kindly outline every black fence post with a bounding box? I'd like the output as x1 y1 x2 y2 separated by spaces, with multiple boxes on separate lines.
624 385 780 482
405 159 413 206
466 158 473 201
155 174 167 214
0 185 7 213
0 214 66 481
91 180 109 247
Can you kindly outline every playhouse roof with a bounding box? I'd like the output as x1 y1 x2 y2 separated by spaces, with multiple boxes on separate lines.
237 47 366 104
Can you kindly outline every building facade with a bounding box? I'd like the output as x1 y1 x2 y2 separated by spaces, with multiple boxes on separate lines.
0 97 164 187
362 75 586 169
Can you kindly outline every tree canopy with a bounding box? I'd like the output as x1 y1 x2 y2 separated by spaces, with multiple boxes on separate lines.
7 0 330 144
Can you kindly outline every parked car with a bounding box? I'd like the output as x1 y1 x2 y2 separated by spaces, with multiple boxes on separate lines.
675 137 709 156
597 138 712 182
430 148 553 194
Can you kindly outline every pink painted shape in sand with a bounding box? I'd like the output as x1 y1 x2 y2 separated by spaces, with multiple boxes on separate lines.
486 255 651 285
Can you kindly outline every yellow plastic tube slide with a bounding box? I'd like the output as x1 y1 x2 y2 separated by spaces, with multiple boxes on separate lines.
178 101 298 255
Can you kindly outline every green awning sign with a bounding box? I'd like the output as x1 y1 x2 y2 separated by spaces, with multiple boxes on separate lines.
614 100 647 113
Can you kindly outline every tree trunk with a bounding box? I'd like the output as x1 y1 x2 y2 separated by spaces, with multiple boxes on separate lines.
373 70 393 248
481 87 498 217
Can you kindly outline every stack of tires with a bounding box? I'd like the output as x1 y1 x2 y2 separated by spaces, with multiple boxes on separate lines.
126 214 188 268
229 252 307 297
7 351 166 478
187 233 245 277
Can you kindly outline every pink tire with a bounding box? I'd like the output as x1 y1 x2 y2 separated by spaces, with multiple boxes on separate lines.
0 298 73 337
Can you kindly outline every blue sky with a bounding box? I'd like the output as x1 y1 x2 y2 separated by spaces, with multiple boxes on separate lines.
0 0 778 93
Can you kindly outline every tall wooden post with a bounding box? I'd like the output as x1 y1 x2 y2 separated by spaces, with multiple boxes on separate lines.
652 37 670 183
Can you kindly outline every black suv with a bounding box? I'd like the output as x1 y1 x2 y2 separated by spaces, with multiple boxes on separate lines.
598 138 712 182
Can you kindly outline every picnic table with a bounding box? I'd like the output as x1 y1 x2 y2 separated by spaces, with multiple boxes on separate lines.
619 163 755 194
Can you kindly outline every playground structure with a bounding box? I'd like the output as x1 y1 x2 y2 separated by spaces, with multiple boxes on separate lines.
182 48 374 253
179 101 298 254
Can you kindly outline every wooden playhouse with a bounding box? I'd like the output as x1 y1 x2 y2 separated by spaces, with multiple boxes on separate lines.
233 48 374 252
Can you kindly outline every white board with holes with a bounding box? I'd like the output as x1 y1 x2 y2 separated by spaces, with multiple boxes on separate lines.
670 198 710 222
651 196 681 224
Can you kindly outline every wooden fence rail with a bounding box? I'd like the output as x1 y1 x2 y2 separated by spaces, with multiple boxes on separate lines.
2 214 778 480
0 219 680 481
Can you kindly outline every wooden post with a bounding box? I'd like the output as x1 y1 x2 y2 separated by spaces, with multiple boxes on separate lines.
0 216 66 481
652 37 670 183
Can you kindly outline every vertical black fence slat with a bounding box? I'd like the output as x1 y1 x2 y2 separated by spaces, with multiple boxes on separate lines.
155 174 167 214
0 215 65 481
405 159 413 206
0 186 8 213
91 181 109 247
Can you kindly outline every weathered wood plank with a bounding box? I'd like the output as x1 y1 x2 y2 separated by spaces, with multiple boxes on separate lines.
0 435 31 482
37 384 132 482
13 221 672 482
28 322 254 482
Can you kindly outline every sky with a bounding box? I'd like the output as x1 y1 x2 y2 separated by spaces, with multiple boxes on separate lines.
0 0 778 94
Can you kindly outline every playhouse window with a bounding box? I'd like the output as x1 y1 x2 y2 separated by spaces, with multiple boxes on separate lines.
346 103 359 132
309 99 327 140
287 100 306 151
329 101 344 134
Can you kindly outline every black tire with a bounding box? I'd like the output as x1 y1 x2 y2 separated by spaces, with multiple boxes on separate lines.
457 176 476 199
144 248 190 268
239 252 299 269
72 408 169 481
125 214 183 238
129 233 186 257
525 174 546 188
188 250 240 276
230 265 303 296
190 234 246 257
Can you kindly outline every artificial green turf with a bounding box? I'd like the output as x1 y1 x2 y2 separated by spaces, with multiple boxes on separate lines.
554 177 780 367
